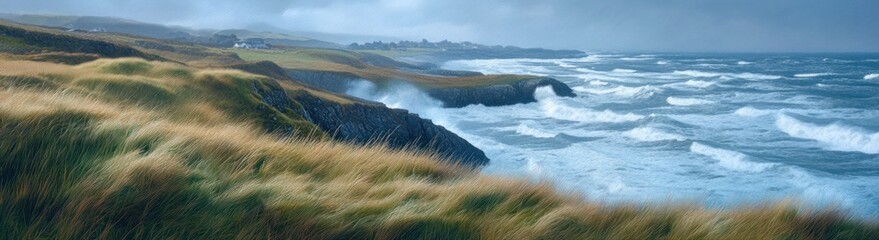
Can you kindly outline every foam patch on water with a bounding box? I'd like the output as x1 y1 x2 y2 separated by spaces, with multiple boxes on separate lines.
794 73 834 78
690 142 778 172
737 61 753 65
537 86 644 123
624 127 686 142
589 80 609 86
612 68 638 73
515 121 558 138
579 85 662 98
673 70 782 80
667 97 715 106
442 59 550 76
656 61 670 65
865 74 879 80
682 80 715 88
775 114 879 154
734 107 776 117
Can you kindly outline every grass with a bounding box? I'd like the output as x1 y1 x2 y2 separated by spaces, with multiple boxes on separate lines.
229 48 535 88
1 57 878 239
357 48 443 58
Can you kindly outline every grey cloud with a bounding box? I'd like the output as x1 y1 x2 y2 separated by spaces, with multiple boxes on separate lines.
1 0 876 52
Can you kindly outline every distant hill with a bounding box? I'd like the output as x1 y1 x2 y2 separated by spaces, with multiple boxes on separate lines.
0 14 340 49
214 29 340 49
350 39 586 62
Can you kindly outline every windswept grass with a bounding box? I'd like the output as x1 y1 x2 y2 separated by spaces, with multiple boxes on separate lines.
1 58 877 239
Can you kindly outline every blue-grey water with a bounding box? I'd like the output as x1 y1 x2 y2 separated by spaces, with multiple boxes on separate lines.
348 53 879 217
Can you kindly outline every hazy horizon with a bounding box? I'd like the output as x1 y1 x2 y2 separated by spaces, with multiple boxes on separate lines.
1 0 878 52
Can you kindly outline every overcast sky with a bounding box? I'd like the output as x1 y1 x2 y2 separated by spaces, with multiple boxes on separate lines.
2 0 878 52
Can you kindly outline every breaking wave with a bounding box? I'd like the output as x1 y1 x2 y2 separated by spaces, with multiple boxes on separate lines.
624 127 686 142
865 74 879 80
667 97 715 106
795 73 834 78
515 121 558 138
612 68 638 73
673 70 782 80
682 80 715 88
690 142 778 172
776 114 879 154
578 85 662 98
536 86 645 123
734 107 776 117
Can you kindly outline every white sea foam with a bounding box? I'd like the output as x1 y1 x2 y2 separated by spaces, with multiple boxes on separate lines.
667 97 715 106
589 80 609 86
580 85 661 98
674 70 721 78
673 70 781 80
442 59 549 76
557 62 576 68
656 61 669 65
690 142 778 172
682 80 715 88
737 61 753 65
620 57 653 61
526 158 544 176
734 107 776 117
734 72 783 80
612 68 638 73
515 121 558 138
624 127 686 142
536 86 644 123
794 73 834 78
865 74 879 80
776 114 879 154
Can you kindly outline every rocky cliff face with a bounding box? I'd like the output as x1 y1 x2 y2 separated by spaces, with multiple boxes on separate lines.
284 70 576 108
427 77 576 108
210 62 492 166
290 91 489 166
286 69 359 93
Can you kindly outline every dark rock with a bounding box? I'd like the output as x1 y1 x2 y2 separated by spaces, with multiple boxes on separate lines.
291 91 489 166
427 77 576 108
249 81 313 137
286 69 359 93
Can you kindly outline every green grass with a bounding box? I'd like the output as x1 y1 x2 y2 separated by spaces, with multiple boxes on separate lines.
1 57 877 239
230 48 536 88
357 48 442 58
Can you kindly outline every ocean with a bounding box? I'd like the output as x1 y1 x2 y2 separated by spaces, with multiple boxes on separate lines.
348 53 879 217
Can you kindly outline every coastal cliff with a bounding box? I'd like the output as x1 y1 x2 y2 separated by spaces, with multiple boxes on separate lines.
285 69 576 108
235 62 488 166
290 91 489 166
427 77 576 107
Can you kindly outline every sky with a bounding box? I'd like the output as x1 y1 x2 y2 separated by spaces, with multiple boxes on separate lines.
2 0 878 52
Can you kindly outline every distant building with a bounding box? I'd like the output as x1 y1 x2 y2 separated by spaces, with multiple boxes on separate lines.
233 38 270 49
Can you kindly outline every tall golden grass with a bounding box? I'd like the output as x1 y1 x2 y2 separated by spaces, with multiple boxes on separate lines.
1 58 876 239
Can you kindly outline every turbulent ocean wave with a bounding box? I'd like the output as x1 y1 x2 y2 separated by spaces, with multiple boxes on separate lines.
434 53 879 216
666 96 715 106
794 72 834 78
624 127 686 142
776 114 879 154
690 142 778 173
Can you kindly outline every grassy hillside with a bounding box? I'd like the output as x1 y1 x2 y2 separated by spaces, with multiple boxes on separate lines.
230 48 535 88
1 57 877 239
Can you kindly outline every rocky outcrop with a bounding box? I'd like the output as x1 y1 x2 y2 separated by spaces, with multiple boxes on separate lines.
286 69 359 93
427 77 576 108
290 91 489 166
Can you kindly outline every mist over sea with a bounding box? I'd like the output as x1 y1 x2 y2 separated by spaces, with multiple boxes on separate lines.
348 53 879 217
